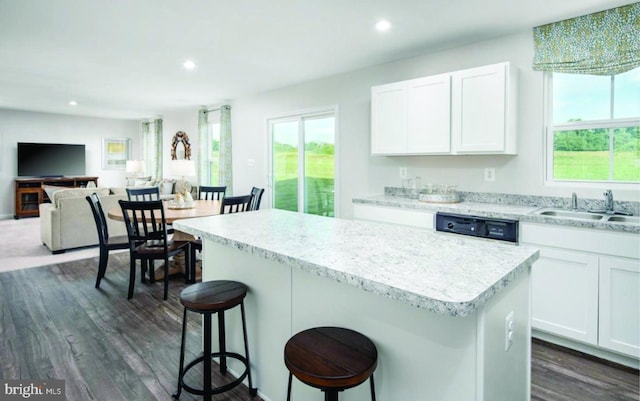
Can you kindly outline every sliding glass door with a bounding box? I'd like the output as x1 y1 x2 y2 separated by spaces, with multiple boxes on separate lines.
270 110 336 217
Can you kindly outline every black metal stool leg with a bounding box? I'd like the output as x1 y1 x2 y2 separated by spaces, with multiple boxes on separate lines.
172 307 188 399
218 311 227 375
324 389 339 401
203 312 212 401
370 374 376 401
286 372 292 401
240 301 257 395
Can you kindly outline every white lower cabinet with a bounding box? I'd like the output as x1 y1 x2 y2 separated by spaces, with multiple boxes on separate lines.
531 248 599 345
521 222 640 362
598 257 640 357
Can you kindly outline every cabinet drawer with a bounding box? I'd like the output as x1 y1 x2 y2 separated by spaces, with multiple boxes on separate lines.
353 204 434 230
520 222 640 259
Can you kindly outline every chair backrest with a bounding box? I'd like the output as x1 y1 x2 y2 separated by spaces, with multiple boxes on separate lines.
86 193 109 245
118 200 169 248
249 187 265 211
220 194 252 214
199 185 226 200
126 187 160 201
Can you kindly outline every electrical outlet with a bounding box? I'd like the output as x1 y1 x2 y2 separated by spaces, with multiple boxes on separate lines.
399 167 408 179
505 311 514 351
484 168 495 182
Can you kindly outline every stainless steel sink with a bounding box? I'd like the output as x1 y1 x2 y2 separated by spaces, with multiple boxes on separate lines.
533 208 605 221
605 215 640 224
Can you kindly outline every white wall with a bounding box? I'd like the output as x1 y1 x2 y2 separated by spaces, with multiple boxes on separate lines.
230 30 639 219
0 109 140 218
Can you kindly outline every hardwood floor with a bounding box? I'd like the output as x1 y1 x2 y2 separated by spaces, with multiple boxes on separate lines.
0 254 638 401
532 339 639 401
0 253 260 401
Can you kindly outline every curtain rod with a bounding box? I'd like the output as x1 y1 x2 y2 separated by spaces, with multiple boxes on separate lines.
204 105 231 113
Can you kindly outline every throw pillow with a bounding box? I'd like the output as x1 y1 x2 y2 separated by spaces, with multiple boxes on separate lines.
159 180 175 196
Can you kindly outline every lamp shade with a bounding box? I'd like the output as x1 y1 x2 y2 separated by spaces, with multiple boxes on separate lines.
125 160 145 174
171 159 196 178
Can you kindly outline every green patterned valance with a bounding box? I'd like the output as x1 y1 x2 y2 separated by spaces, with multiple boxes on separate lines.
533 3 640 75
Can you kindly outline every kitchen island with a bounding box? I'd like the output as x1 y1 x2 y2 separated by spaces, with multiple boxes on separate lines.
174 209 539 401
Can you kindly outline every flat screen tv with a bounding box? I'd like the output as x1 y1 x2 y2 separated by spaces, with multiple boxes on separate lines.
17 142 86 177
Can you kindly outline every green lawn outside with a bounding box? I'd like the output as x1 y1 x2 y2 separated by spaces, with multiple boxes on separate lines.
273 151 335 216
554 151 640 182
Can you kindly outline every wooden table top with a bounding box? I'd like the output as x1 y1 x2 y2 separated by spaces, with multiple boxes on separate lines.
108 199 221 224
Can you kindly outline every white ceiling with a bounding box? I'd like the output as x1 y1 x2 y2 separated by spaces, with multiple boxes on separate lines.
0 0 632 120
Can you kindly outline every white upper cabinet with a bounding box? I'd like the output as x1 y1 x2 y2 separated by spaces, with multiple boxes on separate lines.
371 74 450 155
371 82 406 155
452 63 516 154
407 74 451 153
371 62 516 156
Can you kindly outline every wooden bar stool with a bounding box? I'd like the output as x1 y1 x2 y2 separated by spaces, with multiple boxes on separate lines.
284 327 377 401
173 280 257 401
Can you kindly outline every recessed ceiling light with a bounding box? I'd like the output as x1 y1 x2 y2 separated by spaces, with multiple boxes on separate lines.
183 60 196 70
375 20 391 32
69 100 78 106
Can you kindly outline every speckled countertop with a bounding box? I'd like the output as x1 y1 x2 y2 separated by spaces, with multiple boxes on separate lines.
174 209 539 317
353 193 640 234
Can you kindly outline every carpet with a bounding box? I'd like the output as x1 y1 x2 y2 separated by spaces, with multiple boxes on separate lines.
0 217 114 273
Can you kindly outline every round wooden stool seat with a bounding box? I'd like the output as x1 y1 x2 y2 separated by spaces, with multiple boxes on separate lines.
285 326 377 397
179 280 247 312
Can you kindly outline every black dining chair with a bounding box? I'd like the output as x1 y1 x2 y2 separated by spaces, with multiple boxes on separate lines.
86 193 130 289
118 200 191 300
249 187 264 211
220 194 253 214
126 187 160 201
198 186 226 200
187 185 227 282
187 194 252 284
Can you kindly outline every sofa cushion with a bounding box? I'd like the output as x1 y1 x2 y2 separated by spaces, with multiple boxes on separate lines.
42 185 71 201
52 187 110 208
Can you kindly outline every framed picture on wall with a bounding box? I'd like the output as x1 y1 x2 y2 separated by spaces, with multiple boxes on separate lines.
102 138 131 170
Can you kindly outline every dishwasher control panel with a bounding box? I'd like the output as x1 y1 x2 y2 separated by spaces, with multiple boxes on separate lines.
435 212 518 243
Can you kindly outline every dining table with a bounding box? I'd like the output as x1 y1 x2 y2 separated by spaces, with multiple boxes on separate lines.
108 199 221 279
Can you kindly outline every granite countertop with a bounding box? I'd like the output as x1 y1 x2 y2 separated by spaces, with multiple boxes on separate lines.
174 209 539 317
353 195 640 234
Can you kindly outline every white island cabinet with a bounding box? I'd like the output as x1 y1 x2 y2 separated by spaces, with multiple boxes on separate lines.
175 210 538 401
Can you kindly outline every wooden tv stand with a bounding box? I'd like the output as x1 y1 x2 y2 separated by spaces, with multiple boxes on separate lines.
14 176 99 219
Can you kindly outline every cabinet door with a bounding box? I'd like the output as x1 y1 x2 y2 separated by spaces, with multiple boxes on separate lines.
531 247 599 345
371 82 406 155
406 74 451 153
451 63 506 153
599 257 640 358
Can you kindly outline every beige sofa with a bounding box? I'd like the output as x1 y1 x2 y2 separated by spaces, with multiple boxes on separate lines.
40 187 128 254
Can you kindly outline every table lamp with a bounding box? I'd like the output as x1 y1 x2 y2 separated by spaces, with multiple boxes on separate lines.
171 160 196 201
125 160 145 186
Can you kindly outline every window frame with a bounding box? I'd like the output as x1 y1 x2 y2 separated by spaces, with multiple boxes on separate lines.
266 105 339 216
544 72 640 189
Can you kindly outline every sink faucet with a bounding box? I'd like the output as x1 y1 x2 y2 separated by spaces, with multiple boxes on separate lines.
604 189 614 213
588 189 633 216
571 192 578 211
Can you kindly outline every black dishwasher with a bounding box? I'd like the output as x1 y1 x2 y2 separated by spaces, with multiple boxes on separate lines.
435 212 518 243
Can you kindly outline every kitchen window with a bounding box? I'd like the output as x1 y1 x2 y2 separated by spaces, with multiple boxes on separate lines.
545 67 640 185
